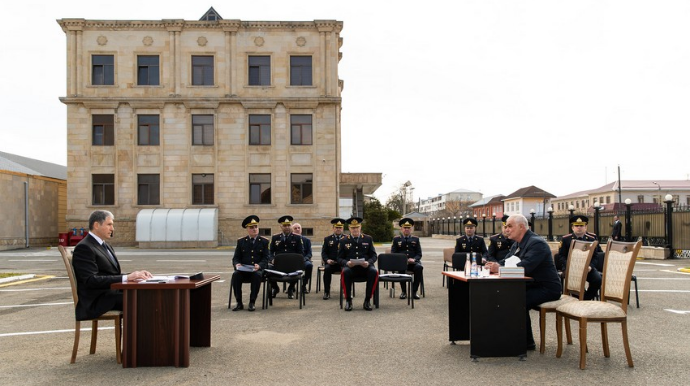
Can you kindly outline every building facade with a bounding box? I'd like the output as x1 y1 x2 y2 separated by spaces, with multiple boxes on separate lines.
57 10 347 246
418 188 483 215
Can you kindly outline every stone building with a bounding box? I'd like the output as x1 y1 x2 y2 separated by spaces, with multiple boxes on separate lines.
57 9 377 246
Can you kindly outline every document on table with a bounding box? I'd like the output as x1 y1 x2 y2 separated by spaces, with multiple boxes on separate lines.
237 264 255 272
143 275 173 283
349 258 366 266
504 255 521 267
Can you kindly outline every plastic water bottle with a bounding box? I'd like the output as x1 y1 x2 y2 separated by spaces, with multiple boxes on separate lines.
72 227 77 236
470 252 478 278
79 227 85 236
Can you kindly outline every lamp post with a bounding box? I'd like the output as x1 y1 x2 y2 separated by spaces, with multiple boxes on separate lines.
482 214 487 237
593 203 601 240
547 207 554 241
452 216 456 236
665 194 674 255
492 212 496 235
568 204 575 218
529 209 536 232
625 198 632 242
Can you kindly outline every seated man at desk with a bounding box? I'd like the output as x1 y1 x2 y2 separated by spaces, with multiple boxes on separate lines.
390 218 423 300
485 215 514 263
72 210 152 320
231 215 270 311
337 217 378 311
485 214 561 351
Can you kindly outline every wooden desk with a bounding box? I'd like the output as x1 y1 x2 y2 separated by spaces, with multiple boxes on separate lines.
442 271 530 359
112 275 220 368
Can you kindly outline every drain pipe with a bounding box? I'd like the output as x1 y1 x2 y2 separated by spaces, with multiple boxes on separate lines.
24 181 29 248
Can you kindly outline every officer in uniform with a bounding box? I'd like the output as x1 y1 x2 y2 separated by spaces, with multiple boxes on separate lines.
337 217 378 311
321 218 346 300
485 215 514 263
231 215 270 311
268 215 304 299
454 218 488 257
390 218 423 300
557 215 604 300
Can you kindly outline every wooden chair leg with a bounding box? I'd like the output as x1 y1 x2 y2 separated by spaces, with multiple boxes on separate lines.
565 317 573 345
556 313 563 358
90 320 98 354
539 308 546 354
71 321 81 364
621 320 634 367
579 318 588 370
601 322 610 358
115 316 122 364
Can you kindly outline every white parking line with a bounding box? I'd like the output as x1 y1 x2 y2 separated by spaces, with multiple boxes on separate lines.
0 287 70 292
8 260 57 262
157 260 207 262
664 309 690 315
0 327 113 338
638 262 676 267
0 302 72 308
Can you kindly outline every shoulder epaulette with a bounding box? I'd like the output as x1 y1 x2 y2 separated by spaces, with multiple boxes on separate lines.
586 232 598 237
259 236 269 240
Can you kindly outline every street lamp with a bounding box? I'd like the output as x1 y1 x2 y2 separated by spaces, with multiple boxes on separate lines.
529 209 536 232
482 213 487 237
593 203 602 239
665 194 674 254
453 216 457 236
492 212 496 235
568 204 575 217
625 198 632 242
547 207 554 241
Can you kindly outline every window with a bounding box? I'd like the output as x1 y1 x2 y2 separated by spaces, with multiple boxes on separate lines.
92 174 114 205
92 55 114 85
249 114 271 145
248 56 270 86
291 173 313 204
302 228 314 237
137 174 160 205
637 195 645 203
259 228 272 237
192 115 214 146
137 55 159 86
192 174 214 205
290 115 312 145
92 115 114 146
138 115 159 145
606 196 611 204
249 174 271 204
290 56 312 86
192 55 214 85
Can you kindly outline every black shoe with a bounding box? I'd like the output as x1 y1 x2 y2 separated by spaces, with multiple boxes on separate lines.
526 343 536 351
248 302 256 312
302 286 309 294
323 292 330 300
232 303 244 311
363 300 372 311
344 300 353 311
413 293 421 300
399 292 407 299
271 287 279 298
287 289 295 299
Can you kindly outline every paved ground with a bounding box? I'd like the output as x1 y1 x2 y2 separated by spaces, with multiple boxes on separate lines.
1 237 689 385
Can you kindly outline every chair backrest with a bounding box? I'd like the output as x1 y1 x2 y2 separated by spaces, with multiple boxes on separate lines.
563 239 598 298
600 240 641 310
385 247 391 254
58 245 79 307
273 253 305 273
377 253 408 272
443 248 454 263
452 253 469 271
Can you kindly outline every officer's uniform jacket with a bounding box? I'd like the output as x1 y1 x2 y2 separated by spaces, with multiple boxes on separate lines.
390 235 422 263
454 235 488 255
337 234 377 267
232 235 270 272
557 232 604 272
485 233 514 263
321 233 344 264
269 232 304 259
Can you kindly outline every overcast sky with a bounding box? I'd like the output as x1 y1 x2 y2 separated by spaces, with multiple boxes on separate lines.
2 1 689 203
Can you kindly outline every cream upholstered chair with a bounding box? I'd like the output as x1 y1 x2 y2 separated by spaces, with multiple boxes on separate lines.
536 239 597 354
555 240 642 369
441 248 454 287
58 245 122 364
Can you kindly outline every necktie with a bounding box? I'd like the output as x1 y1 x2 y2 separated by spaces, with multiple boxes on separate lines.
102 242 118 267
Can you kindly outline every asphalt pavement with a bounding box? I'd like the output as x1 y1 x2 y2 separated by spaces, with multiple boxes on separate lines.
1 237 689 385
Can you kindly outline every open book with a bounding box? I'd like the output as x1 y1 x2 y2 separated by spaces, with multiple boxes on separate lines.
265 269 303 277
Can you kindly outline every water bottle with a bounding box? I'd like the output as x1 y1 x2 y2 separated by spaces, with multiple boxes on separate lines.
79 227 85 236
464 256 471 277
470 252 478 278
72 227 77 236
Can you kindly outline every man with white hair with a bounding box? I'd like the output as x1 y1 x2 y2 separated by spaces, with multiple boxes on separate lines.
486 214 561 351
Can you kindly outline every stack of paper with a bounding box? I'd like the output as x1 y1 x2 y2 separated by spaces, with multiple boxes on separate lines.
499 267 525 278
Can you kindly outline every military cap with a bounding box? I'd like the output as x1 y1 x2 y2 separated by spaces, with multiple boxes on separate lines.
463 218 478 227
242 215 260 228
501 215 510 224
570 215 589 226
399 218 415 228
346 217 364 227
278 215 294 225
331 218 346 227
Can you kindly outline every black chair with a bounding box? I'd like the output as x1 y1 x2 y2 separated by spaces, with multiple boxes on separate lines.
316 263 343 294
228 270 265 310
263 253 306 309
629 274 640 308
383 248 425 297
375 253 414 309
451 253 469 273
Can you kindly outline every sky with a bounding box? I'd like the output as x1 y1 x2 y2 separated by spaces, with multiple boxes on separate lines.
2 1 689 204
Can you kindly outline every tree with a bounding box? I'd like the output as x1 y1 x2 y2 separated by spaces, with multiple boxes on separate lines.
363 198 394 242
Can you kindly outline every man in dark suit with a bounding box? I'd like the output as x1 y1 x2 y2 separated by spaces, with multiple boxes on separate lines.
557 215 604 300
291 222 313 295
611 215 622 241
338 217 378 311
454 217 488 256
486 214 562 351
268 215 304 299
72 210 152 321
231 215 270 311
390 218 423 300
321 218 346 300
485 215 514 263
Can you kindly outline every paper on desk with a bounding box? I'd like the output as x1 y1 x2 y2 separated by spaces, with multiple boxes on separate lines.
144 275 173 282
504 255 521 267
